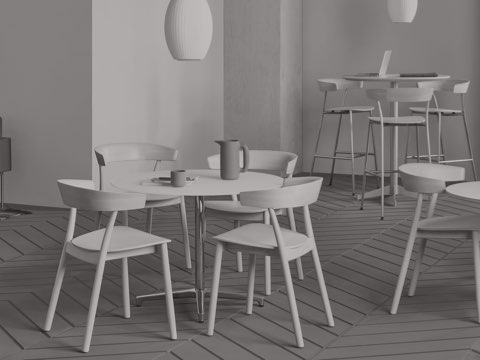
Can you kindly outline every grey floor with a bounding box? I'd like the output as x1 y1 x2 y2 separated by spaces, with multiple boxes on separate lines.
1 175 480 359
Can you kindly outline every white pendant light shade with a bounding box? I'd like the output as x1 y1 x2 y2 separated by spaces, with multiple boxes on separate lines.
388 0 418 23
164 0 213 60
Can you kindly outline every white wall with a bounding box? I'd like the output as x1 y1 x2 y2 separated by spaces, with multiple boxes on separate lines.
0 0 92 207
303 0 480 179
92 0 224 185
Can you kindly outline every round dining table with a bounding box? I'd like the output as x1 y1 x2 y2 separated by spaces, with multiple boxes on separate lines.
446 181 480 201
112 169 284 322
344 73 450 204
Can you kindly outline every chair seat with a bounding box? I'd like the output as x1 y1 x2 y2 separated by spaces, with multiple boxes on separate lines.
71 226 171 252
369 115 426 125
213 223 309 251
206 200 267 214
418 214 480 232
327 105 374 114
145 195 182 208
409 106 462 116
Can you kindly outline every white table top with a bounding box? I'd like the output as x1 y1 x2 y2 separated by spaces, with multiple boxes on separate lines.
446 181 480 201
344 74 450 82
111 169 284 197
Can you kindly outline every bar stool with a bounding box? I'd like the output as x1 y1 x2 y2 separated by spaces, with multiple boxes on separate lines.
407 79 477 180
361 88 434 219
310 79 376 196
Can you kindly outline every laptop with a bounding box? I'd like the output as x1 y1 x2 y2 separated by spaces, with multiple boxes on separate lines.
356 50 392 77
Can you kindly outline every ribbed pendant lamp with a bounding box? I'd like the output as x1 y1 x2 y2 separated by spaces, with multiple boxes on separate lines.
388 0 418 23
164 0 213 60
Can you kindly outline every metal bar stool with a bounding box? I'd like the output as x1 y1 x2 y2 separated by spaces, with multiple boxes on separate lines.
310 79 376 196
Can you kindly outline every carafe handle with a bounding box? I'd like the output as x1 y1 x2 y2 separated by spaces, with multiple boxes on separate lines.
240 144 249 172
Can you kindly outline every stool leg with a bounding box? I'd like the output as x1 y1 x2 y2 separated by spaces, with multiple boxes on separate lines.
437 113 442 164
329 113 343 186
310 110 327 175
360 122 372 210
348 111 356 196
404 125 410 164
461 111 478 180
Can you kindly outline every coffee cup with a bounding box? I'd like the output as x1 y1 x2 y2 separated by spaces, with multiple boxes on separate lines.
171 170 187 187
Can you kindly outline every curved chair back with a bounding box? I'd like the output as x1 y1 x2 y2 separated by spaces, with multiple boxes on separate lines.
367 88 434 103
239 177 323 210
317 79 364 92
208 150 298 178
417 79 470 94
95 143 178 166
399 163 465 194
58 179 146 212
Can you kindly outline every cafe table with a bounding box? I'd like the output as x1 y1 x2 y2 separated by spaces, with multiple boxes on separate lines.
344 73 450 204
112 169 284 322
446 181 480 201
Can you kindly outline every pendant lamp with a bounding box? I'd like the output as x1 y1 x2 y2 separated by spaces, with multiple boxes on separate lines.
388 0 418 23
164 0 213 60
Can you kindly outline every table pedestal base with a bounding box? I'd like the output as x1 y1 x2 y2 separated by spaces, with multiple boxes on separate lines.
135 288 264 323
357 185 417 205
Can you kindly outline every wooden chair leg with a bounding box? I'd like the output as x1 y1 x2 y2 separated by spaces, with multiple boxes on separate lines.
146 208 153 233
408 238 426 297
82 259 107 353
44 249 68 331
207 243 224 336
246 254 256 315
311 249 334 327
280 256 304 348
121 258 130 319
179 197 192 269
160 243 177 339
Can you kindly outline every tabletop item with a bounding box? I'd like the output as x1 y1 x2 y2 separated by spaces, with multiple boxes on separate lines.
207 177 334 348
112 169 284 322
170 169 186 187
215 139 249 180
44 179 177 353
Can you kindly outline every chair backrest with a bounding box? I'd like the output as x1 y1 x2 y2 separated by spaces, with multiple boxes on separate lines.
366 88 434 103
239 177 323 210
95 143 178 166
399 163 465 194
317 79 364 92
58 179 146 212
417 79 470 94
207 150 298 178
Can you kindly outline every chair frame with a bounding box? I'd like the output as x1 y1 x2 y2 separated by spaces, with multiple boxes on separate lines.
95 142 191 269
207 177 334 348
43 180 177 353
311 79 377 195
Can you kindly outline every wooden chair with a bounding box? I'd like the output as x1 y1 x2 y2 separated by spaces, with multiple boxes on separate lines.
361 88 434 219
311 79 376 195
206 150 300 295
390 163 476 317
407 79 477 180
43 180 177 353
95 142 191 269
207 177 334 348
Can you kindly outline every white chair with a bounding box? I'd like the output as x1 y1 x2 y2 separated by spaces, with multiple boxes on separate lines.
206 150 301 295
207 177 334 348
43 180 177 353
95 142 191 269
408 79 477 180
311 79 376 195
361 88 434 219
390 163 479 318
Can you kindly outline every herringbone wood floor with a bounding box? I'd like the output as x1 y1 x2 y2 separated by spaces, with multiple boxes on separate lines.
1 175 480 359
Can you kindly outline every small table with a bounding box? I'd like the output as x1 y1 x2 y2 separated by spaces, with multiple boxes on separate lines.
112 169 284 322
344 74 450 204
446 181 480 201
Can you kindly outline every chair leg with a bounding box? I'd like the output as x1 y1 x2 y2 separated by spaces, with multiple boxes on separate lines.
207 242 224 336
263 212 272 295
179 197 192 269
369 114 380 188
82 259 107 353
233 220 243 273
391 195 423 315
95 212 102 229
122 211 129 227
310 110 327 175
473 231 480 323
360 122 372 210
121 258 130 319
246 254 256 315
160 243 177 339
311 249 334 327
380 125 385 220
329 114 343 186
408 238 426 297
44 248 68 331
146 208 153 233
461 112 478 180
348 111 356 196
280 255 304 348
287 207 304 280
